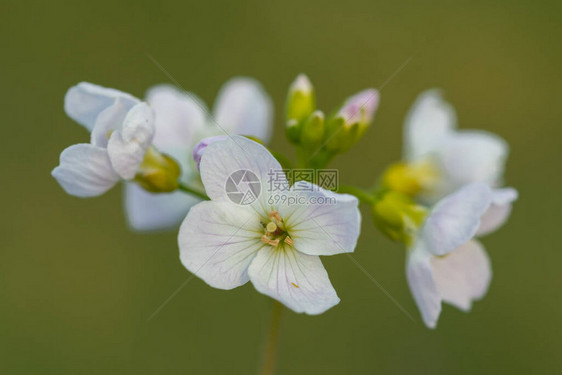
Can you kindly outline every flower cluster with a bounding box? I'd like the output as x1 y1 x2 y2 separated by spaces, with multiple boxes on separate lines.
52 76 516 327
374 90 517 328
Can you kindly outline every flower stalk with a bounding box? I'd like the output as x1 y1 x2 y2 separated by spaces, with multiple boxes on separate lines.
259 301 285 375
177 183 209 200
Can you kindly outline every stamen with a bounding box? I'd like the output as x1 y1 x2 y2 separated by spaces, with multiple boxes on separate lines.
284 236 294 246
261 235 280 247
269 211 283 223
291 282 300 288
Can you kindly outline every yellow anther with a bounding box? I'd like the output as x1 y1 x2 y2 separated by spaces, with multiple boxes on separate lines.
266 222 278 233
284 236 294 246
269 211 283 223
291 282 300 288
261 235 280 247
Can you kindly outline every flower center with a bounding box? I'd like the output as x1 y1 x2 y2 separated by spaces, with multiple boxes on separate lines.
261 211 294 248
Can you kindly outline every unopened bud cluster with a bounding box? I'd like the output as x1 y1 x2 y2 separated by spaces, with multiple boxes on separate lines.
285 74 379 166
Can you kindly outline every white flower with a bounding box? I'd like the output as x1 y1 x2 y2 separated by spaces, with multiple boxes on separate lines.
403 89 517 233
52 83 154 197
178 136 361 314
406 183 516 328
125 78 274 231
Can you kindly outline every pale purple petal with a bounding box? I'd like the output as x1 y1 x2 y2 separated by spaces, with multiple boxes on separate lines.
403 89 456 161
64 82 139 131
477 187 518 236
406 242 441 329
212 77 274 143
422 183 492 256
52 143 119 197
124 183 201 231
278 182 361 256
107 103 155 180
247 245 340 315
178 201 264 289
431 240 492 311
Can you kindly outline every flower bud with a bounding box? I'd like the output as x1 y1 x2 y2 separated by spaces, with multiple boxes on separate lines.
382 160 440 197
300 110 325 148
285 74 316 143
371 191 427 245
134 146 181 193
325 88 379 153
193 135 229 170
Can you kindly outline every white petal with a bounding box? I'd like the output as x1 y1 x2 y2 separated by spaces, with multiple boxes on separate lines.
64 82 139 131
247 245 340 315
199 136 288 217
124 183 201 231
178 201 264 289
107 103 155 180
431 240 492 312
52 144 119 197
90 97 132 148
422 183 492 256
436 130 509 192
212 77 274 143
278 182 361 256
146 84 207 151
403 89 456 161
406 242 441 329
477 187 518 236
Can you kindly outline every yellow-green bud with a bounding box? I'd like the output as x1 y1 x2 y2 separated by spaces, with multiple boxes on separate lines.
286 119 301 144
286 74 316 143
382 160 440 197
134 146 181 193
300 110 325 148
371 191 427 245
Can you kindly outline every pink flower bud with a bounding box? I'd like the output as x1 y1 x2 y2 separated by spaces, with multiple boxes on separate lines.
193 135 229 170
338 89 379 127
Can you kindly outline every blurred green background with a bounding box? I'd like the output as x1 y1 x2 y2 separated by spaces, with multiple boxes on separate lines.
1 0 560 373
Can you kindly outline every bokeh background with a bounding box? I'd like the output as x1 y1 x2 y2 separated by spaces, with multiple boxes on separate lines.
2 0 561 373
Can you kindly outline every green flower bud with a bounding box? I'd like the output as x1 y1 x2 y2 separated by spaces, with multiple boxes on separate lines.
286 119 301 144
285 74 316 143
371 191 427 246
134 146 181 193
300 110 325 148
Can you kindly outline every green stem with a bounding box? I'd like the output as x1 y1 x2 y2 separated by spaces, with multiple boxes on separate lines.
177 183 210 200
295 146 310 169
259 301 284 375
338 185 376 205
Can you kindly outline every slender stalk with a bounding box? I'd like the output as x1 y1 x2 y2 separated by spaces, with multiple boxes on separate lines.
177 183 209 200
259 301 284 375
338 185 376 205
